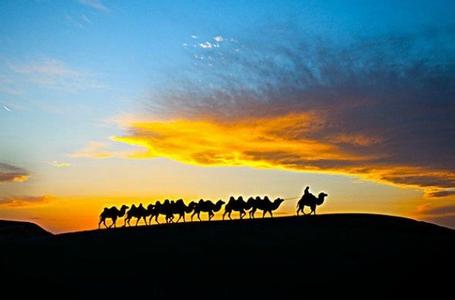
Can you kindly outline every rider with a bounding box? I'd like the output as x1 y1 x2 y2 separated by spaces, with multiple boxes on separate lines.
304 186 310 196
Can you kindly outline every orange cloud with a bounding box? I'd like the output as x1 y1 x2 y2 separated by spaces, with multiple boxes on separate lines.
112 113 367 165
103 113 455 197
0 195 53 208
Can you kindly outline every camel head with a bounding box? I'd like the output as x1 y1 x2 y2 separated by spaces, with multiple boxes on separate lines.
120 205 129 211
317 192 328 206
146 204 154 211
274 198 284 206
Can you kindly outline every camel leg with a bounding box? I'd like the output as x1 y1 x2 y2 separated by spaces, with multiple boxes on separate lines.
240 210 245 219
198 212 202 221
113 218 117 228
176 214 182 223
269 211 273 218
262 210 266 218
228 211 232 220
222 211 227 220
109 217 116 228
191 212 196 221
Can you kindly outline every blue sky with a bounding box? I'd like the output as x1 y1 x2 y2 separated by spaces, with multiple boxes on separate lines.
0 0 454 232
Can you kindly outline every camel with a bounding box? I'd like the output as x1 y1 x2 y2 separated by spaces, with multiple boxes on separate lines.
223 196 251 220
247 196 262 218
296 192 328 215
147 203 157 224
98 204 129 229
172 199 197 223
125 203 149 226
249 196 284 218
191 199 225 221
149 200 174 224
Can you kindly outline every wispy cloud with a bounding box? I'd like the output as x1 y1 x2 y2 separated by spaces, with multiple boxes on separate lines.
70 141 115 159
3 105 11 112
8 58 105 91
0 195 53 208
426 189 455 198
199 42 214 49
48 161 71 168
213 35 224 43
417 203 455 228
0 163 29 183
78 0 109 13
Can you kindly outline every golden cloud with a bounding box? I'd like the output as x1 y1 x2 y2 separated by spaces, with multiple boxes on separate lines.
101 113 454 197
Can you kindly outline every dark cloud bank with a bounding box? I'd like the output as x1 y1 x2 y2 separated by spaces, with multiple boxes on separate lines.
141 26 455 195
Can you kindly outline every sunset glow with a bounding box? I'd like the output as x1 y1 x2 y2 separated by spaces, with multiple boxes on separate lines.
1 0 454 232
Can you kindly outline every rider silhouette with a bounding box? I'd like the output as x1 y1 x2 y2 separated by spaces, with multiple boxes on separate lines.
304 186 310 196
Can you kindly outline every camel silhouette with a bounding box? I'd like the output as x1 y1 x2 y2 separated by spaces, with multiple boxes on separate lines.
125 203 148 226
223 196 251 220
150 200 174 224
191 199 225 221
296 191 328 215
249 196 284 218
98 205 129 229
172 199 197 223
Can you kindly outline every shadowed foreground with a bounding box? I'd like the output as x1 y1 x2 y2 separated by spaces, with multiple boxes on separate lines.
1 214 453 298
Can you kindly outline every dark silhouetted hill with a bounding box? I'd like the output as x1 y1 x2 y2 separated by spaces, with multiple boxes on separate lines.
0 219 52 240
0 214 453 298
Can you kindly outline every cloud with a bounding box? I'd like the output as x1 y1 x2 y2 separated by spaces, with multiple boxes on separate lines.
0 195 52 208
78 0 109 13
199 42 213 49
427 190 455 198
8 58 104 91
48 161 71 168
213 35 224 43
0 163 30 183
70 141 116 159
3 105 11 112
418 203 455 228
70 141 137 159
118 27 454 197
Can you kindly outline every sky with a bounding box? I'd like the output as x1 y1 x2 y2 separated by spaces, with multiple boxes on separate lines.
1 0 454 233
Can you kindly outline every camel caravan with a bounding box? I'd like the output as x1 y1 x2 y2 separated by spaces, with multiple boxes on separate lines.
98 186 328 229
